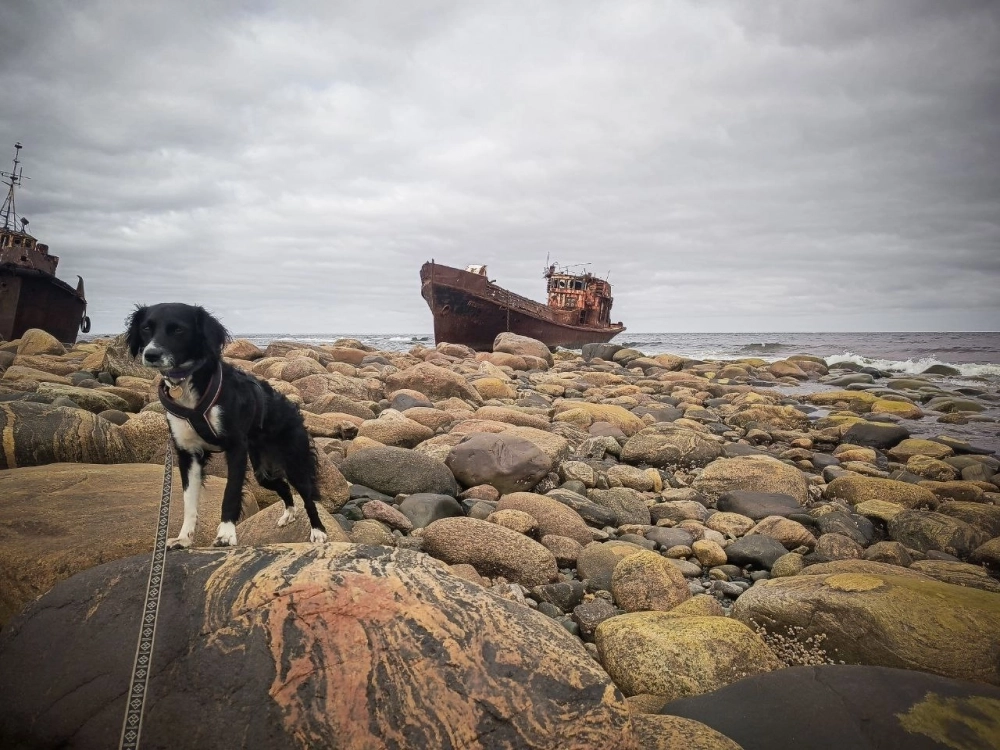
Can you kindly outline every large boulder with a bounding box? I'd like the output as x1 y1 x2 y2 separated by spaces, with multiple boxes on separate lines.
384 362 483 404
0 545 636 748
446 432 553 494
692 456 809 505
662 664 1000 750
0 401 135 468
596 613 781 699
339 446 458 497
0 463 255 626
731 571 1000 685
16 328 66 356
620 425 723 469
493 332 553 366
420 517 559 587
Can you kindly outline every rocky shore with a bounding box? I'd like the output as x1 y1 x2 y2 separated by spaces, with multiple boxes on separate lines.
1 327 999 749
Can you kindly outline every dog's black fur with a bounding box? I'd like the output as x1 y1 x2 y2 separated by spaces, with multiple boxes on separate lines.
126 302 326 547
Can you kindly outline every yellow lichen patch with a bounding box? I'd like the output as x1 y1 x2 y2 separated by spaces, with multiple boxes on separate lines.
824 573 886 592
897 692 1000 750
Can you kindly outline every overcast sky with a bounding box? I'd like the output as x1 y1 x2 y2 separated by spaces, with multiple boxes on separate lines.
2 0 998 334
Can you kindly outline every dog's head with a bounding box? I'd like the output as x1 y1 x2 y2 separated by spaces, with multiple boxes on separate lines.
126 303 229 378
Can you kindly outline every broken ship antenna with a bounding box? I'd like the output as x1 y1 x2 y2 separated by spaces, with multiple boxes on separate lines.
0 142 29 233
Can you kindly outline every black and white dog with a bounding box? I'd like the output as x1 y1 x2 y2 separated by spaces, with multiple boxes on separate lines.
127 303 327 548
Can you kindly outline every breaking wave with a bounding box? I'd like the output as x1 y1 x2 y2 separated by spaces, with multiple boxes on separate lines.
825 352 1000 378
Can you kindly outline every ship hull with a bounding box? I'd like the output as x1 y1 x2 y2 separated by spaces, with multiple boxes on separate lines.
0 265 87 344
420 262 625 351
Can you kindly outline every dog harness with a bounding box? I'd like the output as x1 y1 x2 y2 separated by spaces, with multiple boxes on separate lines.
158 363 225 447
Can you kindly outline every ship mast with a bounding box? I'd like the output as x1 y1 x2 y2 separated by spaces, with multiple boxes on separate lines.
0 142 27 233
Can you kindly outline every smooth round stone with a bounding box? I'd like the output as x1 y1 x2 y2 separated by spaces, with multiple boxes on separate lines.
669 559 703 578
664 544 693 559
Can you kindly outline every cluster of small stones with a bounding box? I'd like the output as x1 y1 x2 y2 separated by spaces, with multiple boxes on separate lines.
2 328 999 699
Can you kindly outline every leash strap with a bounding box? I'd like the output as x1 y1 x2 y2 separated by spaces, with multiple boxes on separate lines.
119 444 173 750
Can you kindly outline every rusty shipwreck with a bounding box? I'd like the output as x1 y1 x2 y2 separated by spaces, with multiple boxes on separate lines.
0 143 90 344
420 260 625 350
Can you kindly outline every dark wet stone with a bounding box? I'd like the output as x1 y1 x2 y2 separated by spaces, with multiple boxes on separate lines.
340 446 459 497
724 536 788 570
582 343 624 362
825 373 875 386
397 493 465 529
618 533 656 550
632 405 684 423
922 364 962 376
560 479 588 495
572 598 618 642
842 421 910 449
97 409 130 425
349 484 396 503
532 581 586 612
823 466 853 482
929 436 995 456
814 511 877 546
662 664 1000 750
810 453 840 470
645 527 696 550
468 501 497 520
536 602 563 618
389 391 433 411
716 491 802 520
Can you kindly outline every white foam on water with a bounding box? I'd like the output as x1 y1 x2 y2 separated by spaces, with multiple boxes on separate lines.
825 352 1000 378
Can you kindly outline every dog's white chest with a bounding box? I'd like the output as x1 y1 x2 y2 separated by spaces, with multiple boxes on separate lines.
166 406 224 453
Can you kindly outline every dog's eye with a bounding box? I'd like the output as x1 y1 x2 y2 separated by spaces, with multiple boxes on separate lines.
166 324 185 336
141 324 152 333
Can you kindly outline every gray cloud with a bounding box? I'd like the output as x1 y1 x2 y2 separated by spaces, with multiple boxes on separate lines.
1 0 997 335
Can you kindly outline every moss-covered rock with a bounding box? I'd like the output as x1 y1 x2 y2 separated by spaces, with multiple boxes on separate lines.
596 613 781 699
731 571 1000 685
888 509 989 558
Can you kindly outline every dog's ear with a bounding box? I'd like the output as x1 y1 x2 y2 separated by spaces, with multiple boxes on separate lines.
196 306 230 357
125 305 149 358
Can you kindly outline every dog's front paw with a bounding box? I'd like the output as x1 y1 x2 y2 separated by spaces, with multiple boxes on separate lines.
213 522 238 547
310 528 328 544
166 536 193 550
277 506 297 527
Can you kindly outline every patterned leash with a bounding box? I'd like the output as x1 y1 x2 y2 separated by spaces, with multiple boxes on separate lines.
119 444 173 750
